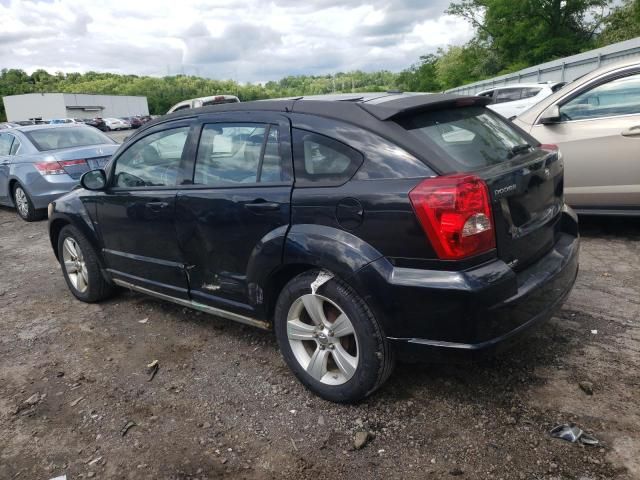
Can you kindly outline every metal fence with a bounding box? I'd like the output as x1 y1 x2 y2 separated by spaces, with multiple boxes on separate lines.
445 37 640 95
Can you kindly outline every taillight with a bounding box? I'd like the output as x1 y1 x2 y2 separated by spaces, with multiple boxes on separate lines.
409 174 495 260
34 161 65 175
34 159 86 175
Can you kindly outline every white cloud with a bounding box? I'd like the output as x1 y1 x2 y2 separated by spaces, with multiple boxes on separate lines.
0 0 474 82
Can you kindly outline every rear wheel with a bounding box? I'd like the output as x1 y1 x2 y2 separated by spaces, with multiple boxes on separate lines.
274 270 394 403
58 225 115 302
13 184 45 222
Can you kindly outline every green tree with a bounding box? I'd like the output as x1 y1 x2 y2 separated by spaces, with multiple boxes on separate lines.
447 0 611 66
598 0 640 45
396 54 442 92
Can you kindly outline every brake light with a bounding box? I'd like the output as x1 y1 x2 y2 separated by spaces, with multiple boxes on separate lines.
60 159 86 167
409 174 495 260
34 161 65 175
34 159 86 175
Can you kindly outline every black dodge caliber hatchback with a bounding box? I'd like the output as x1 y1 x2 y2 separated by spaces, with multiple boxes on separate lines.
48 93 579 402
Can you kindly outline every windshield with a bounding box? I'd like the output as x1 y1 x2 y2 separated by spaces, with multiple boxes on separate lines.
25 127 114 151
397 106 535 171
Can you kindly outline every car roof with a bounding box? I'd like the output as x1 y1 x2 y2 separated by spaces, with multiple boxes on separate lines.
146 92 489 130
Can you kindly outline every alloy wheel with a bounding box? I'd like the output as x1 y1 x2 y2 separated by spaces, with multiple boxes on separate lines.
62 237 89 293
14 187 29 218
286 294 359 385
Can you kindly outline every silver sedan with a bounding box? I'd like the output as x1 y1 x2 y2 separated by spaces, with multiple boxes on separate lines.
0 124 119 221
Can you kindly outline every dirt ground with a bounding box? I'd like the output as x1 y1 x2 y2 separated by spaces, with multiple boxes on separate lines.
0 207 639 480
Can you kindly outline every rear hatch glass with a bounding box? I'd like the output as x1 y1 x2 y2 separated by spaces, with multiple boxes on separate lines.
398 106 564 270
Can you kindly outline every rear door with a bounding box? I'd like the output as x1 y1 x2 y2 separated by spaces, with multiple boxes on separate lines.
530 70 640 209
175 113 293 314
398 106 564 270
97 120 196 298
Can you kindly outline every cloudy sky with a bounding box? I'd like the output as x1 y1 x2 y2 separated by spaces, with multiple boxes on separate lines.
0 0 474 83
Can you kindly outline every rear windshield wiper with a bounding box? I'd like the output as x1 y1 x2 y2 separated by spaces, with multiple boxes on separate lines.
507 143 531 158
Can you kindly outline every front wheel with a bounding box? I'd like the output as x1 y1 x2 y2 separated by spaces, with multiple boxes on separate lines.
274 270 395 403
58 225 115 302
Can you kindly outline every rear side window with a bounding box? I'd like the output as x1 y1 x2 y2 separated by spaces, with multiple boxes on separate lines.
397 106 533 171
292 129 363 186
194 123 291 186
520 87 542 99
9 137 21 155
494 88 522 104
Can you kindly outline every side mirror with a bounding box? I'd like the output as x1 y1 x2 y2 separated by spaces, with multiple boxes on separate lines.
81 169 107 191
539 105 561 124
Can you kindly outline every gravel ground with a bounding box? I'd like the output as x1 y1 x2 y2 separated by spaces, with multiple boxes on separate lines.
0 208 638 480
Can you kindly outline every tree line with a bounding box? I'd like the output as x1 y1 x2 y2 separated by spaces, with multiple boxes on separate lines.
1 0 638 121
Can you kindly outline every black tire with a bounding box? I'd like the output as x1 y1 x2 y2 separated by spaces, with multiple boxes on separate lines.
274 269 395 403
57 225 116 302
13 183 45 222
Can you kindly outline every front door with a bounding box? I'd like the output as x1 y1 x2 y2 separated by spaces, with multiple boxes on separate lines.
531 70 640 209
97 121 196 298
175 113 293 316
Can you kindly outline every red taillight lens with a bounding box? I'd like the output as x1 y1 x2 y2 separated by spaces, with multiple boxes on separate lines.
34 159 86 175
59 159 86 167
34 161 66 175
409 174 496 260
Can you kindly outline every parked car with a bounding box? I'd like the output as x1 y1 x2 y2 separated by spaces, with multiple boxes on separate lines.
477 82 566 119
122 116 143 128
14 120 36 126
82 118 108 132
0 124 118 221
48 93 579 402
166 95 240 114
49 118 76 125
0 122 20 129
514 59 640 215
103 118 130 131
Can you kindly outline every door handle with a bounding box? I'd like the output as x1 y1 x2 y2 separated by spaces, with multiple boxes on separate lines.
146 201 169 212
621 125 640 137
245 200 280 212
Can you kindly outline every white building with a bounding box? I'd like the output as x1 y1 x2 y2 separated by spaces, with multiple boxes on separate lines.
2 93 149 122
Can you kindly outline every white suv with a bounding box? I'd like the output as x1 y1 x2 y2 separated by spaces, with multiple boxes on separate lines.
477 82 565 119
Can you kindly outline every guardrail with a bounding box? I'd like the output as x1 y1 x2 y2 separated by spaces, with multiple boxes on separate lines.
446 37 640 95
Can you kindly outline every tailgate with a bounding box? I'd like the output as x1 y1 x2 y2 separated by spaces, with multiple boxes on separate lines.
481 148 564 271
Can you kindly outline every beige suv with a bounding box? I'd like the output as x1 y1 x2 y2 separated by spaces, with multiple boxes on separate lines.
514 59 640 216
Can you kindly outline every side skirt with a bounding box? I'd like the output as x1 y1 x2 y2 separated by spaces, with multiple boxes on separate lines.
112 278 271 331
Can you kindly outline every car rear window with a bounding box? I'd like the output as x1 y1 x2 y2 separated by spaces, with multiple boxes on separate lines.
397 106 534 171
25 127 114 151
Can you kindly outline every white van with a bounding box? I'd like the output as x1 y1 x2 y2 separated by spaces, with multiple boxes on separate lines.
167 95 240 114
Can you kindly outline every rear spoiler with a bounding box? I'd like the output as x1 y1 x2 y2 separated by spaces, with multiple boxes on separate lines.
358 94 492 121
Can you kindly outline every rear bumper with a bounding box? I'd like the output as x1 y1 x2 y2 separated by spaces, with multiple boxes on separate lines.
351 207 579 361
